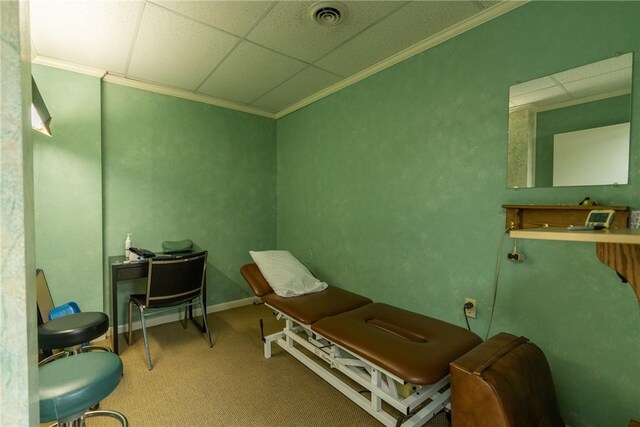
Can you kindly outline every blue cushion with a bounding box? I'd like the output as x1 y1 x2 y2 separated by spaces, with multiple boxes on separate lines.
49 302 81 320
39 352 123 422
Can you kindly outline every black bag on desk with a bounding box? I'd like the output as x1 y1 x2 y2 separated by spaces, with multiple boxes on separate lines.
129 247 155 258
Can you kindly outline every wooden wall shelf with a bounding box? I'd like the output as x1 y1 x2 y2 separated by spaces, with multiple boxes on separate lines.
503 204 629 230
510 227 640 244
502 205 639 304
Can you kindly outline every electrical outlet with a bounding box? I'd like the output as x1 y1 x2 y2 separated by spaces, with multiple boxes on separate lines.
507 252 525 262
464 298 476 319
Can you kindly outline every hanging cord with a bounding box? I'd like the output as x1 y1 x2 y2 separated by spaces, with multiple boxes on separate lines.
484 228 510 340
463 304 471 331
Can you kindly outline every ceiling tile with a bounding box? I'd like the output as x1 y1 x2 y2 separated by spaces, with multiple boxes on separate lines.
252 66 343 112
198 42 307 104
315 1 486 76
509 76 556 98
127 2 239 90
553 54 631 82
247 1 404 63
476 1 502 8
29 0 519 116
510 86 569 108
552 58 631 85
562 69 632 98
30 0 144 74
149 1 273 36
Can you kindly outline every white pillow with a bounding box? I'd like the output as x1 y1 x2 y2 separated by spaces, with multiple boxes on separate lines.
249 250 328 298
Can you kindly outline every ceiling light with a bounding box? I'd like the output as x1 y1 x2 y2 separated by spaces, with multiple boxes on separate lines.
309 2 347 27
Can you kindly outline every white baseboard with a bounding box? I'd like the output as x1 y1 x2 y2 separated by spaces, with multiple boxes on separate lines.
102 296 260 340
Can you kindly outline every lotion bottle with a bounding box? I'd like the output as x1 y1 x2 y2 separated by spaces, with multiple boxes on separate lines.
125 233 132 260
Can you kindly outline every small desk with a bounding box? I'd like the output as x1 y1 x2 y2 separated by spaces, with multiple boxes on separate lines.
108 252 207 354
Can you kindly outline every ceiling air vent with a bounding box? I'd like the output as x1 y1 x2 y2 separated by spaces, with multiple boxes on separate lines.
310 2 347 27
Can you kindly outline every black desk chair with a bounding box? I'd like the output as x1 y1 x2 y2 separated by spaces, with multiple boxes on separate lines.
126 251 213 370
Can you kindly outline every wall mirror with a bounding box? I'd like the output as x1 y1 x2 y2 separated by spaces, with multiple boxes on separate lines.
507 53 633 189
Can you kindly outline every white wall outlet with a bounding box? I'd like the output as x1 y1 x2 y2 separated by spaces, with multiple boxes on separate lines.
464 298 477 318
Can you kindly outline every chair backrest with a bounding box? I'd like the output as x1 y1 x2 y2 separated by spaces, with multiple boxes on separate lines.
145 251 207 308
36 269 56 324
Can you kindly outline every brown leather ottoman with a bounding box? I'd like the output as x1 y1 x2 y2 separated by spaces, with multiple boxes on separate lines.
450 332 564 427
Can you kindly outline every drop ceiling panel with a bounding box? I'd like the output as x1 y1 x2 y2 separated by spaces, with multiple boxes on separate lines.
509 53 632 110
316 1 486 77
247 1 405 64
253 66 343 112
510 86 569 109
562 69 632 98
149 0 273 36
127 2 239 90
509 76 556 98
198 42 307 104
30 0 144 74
30 0 523 116
553 55 631 83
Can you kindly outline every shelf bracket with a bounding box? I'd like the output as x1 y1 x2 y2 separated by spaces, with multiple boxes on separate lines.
595 242 640 304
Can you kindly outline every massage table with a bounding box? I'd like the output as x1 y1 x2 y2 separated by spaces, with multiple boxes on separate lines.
242 256 567 426
241 262 482 426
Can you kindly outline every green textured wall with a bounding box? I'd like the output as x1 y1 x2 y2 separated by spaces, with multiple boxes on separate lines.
32 65 104 312
276 2 640 427
27 2 640 425
1 2 38 423
536 94 631 187
102 83 276 324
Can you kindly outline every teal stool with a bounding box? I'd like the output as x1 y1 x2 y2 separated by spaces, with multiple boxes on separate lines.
39 352 128 427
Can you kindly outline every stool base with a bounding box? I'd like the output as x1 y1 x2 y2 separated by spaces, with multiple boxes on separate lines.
45 409 128 427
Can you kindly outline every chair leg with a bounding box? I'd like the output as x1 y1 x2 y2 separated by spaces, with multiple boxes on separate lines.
138 306 153 370
126 300 133 346
180 305 188 329
198 298 213 348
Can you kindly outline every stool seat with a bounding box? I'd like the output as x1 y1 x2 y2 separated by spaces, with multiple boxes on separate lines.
39 312 109 350
39 352 123 422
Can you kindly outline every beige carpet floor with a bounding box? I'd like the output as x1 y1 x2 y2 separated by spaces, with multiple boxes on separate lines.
65 304 451 426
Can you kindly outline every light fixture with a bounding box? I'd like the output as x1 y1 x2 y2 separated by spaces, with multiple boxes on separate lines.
31 77 52 137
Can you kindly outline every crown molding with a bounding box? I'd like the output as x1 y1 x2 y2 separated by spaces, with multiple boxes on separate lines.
32 56 107 78
102 74 276 119
32 56 276 119
275 1 529 119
